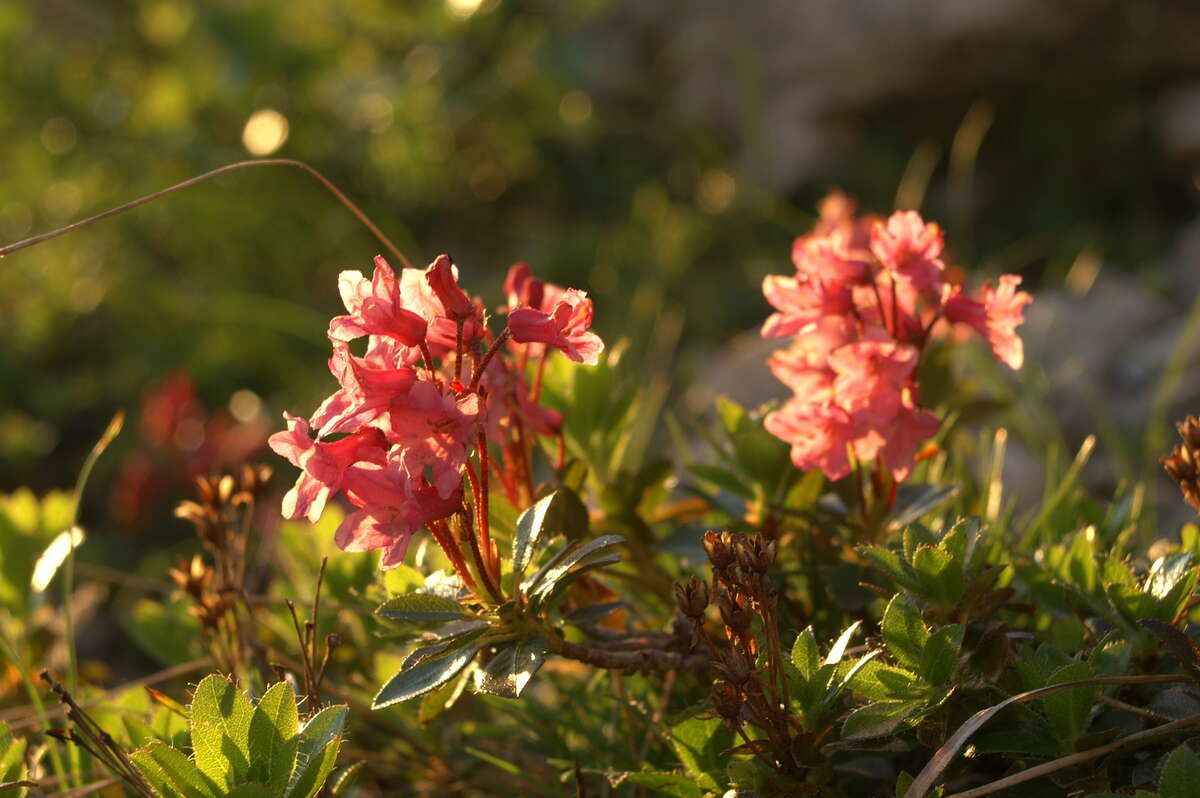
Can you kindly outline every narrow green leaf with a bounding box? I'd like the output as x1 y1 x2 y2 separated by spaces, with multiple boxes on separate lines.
825 621 861 666
525 535 624 601
891 484 959 526
131 740 221 798
286 706 348 798
512 491 560 577
224 786 273 798
373 644 482 708
247 681 299 790
375 592 470 623
882 594 928 671
473 637 551 698
328 762 366 797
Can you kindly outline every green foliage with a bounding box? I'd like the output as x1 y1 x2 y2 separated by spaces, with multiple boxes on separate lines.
129 676 346 798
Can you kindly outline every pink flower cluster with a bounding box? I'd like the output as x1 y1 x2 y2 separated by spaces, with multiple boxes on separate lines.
761 194 1031 481
270 254 602 571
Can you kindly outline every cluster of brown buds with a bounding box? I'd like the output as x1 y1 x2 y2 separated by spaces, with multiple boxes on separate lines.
1163 416 1200 512
172 464 271 678
676 531 807 780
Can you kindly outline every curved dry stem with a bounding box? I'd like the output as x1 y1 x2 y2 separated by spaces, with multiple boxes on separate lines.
945 712 1200 798
0 158 414 269
904 673 1192 798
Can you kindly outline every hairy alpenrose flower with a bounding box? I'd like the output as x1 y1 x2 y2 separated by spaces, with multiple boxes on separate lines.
270 254 603 586
1164 415 1200 512
760 194 1031 483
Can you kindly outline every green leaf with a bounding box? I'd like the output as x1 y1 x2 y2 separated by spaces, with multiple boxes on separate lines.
189 674 254 788
669 709 734 792
373 643 482 708
247 682 299 790
791 627 821 679
0 722 27 786
512 492 559 576
328 762 366 797
224 787 273 798
920 624 964 686
522 534 624 600
131 740 221 798
473 637 551 698
842 700 922 740
913 545 964 609
825 621 861 666
623 772 704 798
881 594 928 671
375 592 470 623
1040 662 1098 748
1160 744 1200 798
286 706 348 798
847 658 925 701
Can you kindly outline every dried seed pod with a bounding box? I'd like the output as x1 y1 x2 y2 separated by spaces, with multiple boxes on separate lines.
1164 416 1200 512
711 681 744 723
703 530 738 571
719 593 753 637
674 576 710 619
713 648 754 686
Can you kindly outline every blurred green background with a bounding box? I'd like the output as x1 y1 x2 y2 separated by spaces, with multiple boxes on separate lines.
4 0 1200 519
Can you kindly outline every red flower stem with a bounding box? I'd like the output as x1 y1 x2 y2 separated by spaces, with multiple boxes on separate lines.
418 341 440 385
464 460 503 602
531 349 548 402
427 518 478 595
890 274 900 340
454 321 465 382
870 281 890 336
556 433 567 469
476 431 498 578
512 417 534 508
470 327 511 391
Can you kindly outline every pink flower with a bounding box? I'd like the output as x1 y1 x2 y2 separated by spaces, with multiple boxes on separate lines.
268 414 388 523
310 342 419 436
828 336 918 418
399 261 482 353
876 402 941 481
943 275 1031 369
329 256 428 346
792 232 869 286
767 347 834 403
761 275 852 339
764 399 856 480
508 288 604 365
337 463 464 569
870 211 945 294
383 382 483 499
425 254 475 322
504 262 565 312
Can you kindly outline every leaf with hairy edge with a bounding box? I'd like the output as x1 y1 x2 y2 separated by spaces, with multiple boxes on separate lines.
1041 662 1098 748
189 674 253 787
285 705 348 798
921 625 964 686
247 682 299 790
473 637 551 698
791 628 821 679
528 552 621 611
373 644 482 708
131 740 221 798
1139 620 1200 682
375 593 471 623
842 700 923 740
669 710 734 792
881 594 928 671
1160 743 1200 798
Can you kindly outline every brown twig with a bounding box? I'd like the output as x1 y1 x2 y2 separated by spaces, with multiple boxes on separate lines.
0 159 414 269
559 640 706 672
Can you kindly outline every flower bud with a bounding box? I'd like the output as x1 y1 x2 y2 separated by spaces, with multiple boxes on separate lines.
426 254 476 321
711 682 744 722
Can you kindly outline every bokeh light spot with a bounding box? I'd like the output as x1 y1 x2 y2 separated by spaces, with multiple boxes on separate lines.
229 389 263 423
696 169 736 214
242 109 289 156
559 90 593 126
447 0 483 18
41 117 77 155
